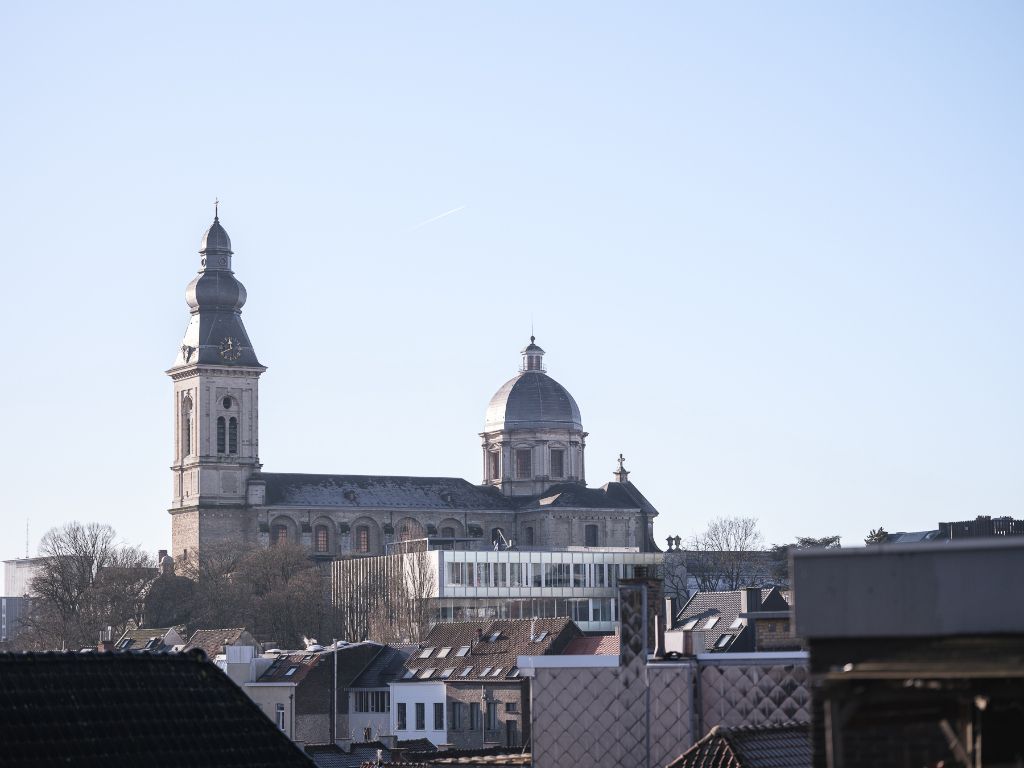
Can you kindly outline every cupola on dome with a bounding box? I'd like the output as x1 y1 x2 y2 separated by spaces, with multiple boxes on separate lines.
484 337 583 432
199 216 232 255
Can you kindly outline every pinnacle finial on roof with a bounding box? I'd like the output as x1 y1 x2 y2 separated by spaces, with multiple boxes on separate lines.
613 453 630 483
214 197 220 222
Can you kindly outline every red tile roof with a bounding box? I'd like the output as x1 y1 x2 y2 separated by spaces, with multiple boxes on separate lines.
563 632 618 655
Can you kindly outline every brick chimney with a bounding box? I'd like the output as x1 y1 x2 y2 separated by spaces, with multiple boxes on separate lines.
740 587 762 614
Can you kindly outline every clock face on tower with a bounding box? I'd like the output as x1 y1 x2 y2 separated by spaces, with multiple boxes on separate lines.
219 337 242 361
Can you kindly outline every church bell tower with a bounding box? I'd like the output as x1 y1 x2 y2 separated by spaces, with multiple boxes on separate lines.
167 206 266 560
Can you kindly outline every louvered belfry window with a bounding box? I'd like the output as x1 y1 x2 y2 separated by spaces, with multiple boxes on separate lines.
216 417 226 453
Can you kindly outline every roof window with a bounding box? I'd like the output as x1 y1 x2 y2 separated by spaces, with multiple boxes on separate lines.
729 617 743 630
418 647 435 658
481 666 493 677
402 669 416 680
703 616 720 630
534 631 548 642
285 666 298 677
507 668 520 678
715 634 734 649
488 632 501 643
421 668 436 679
439 668 455 679
458 667 473 677
436 647 451 658
681 618 699 630
455 646 471 657
491 667 503 677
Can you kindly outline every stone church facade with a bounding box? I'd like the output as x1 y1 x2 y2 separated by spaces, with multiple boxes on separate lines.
168 213 660 563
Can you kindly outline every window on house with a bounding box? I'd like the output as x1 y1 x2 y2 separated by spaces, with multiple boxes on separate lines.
284 666 298 676
681 618 699 630
515 449 532 479
420 668 436 679
469 703 481 730
458 667 473 677
415 703 425 730
275 703 285 731
550 449 564 479
228 417 238 454
491 667 503 677
534 631 548 643
354 691 390 712
716 634 734 649
448 701 463 730
730 617 744 629
397 703 407 730
216 416 226 454
439 668 454 679
356 526 369 553
315 525 329 553
434 702 444 731
585 524 599 547
481 667 493 677
505 701 518 713
271 525 288 546
419 648 435 658
455 646 470 657
573 564 586 587
486 702 499 730
436 647 451 658
489 451 500 480
704 616 720 630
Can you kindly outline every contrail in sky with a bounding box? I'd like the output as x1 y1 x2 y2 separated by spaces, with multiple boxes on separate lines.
411 204 466 230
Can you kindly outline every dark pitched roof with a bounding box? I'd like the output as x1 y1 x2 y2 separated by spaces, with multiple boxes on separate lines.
666 723 811 768
675 588 791 652
401 618 580 682
115 625 185 652
0 650 312 767
259 643 381 685
516 482 641 510
184 628 256 657
349 643 417 689
262 474 515 510
307 743 393 768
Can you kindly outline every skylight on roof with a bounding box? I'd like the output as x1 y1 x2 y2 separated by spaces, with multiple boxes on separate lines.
458 667 473 677
418 647 435 659
436 647 451 658
439 668 455 679
729 617 743 630
491 667 503 677
681 618 699 630
488 632 501 643
421 668 436 679
534 631 548 642
481 666 493 677
703 616 720 630
285 666 298 677
507 668 519 678
455 646 471 657
402 669 416 680
715 634 733 649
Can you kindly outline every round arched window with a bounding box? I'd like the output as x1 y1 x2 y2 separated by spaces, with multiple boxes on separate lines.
222 396 233 409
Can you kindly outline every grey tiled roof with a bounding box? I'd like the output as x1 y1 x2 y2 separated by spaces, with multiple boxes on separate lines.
401 618 579 682
675 589 790 652
0 650 312 767
485 371 583 432
666 722 811 768
183 628 254 658
349 643 417 689
262 474 514 510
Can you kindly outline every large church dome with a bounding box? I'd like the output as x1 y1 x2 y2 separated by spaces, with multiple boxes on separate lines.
484 338 583 432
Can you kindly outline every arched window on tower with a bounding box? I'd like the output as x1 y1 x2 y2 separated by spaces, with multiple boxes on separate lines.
489 452 500 481
356 526 370 553
271 524 287 546
228 417 238 454
314 525 329 553
216 417 226 454
181 396 193 459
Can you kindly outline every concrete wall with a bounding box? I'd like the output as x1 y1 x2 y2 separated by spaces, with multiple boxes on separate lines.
793 538 1024 638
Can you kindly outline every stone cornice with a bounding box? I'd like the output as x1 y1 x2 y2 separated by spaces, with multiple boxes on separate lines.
167 364 268 381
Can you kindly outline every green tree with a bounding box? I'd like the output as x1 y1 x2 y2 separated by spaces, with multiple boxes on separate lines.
864 527 889 545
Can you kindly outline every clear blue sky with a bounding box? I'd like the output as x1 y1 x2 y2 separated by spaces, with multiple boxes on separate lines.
2 2 1022 562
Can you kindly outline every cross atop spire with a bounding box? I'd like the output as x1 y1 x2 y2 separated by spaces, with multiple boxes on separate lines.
214 197 220 222
613 453 630 483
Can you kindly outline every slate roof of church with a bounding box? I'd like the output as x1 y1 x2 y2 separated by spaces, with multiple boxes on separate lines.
0 650 312 767
262 474 515 510
665 722 811 768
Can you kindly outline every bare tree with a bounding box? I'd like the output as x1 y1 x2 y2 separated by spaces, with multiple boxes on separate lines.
661 549 690 602
686 516 767 592
24 522 153 650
